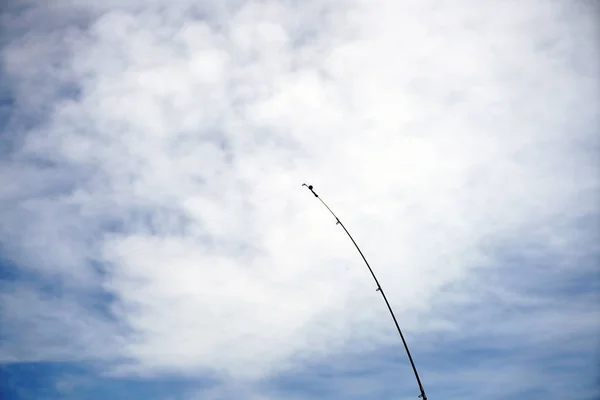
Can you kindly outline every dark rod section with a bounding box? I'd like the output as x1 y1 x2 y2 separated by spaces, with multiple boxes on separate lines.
302 183 428 400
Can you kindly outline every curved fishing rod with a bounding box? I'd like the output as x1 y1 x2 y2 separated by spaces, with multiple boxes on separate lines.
302 183 428 400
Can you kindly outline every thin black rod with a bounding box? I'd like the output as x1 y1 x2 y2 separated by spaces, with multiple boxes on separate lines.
302 183 427 400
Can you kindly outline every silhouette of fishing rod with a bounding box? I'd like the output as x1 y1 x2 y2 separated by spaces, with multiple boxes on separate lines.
302 183 428 400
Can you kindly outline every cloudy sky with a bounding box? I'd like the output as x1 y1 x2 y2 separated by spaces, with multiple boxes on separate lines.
1 0 599 399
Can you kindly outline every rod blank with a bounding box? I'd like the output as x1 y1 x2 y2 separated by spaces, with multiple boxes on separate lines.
302 183 428 400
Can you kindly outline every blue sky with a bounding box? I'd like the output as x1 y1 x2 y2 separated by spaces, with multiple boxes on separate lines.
1 0 599 399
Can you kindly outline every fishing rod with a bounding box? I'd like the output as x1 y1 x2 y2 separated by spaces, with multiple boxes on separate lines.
302 183 428 400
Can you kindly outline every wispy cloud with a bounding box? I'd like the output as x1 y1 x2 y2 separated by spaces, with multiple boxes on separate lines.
1 0 598 399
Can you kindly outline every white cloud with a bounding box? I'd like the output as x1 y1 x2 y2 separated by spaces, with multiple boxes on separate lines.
1 0 598 396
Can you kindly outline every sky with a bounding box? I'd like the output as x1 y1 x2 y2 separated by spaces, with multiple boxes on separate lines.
0 0 599 399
